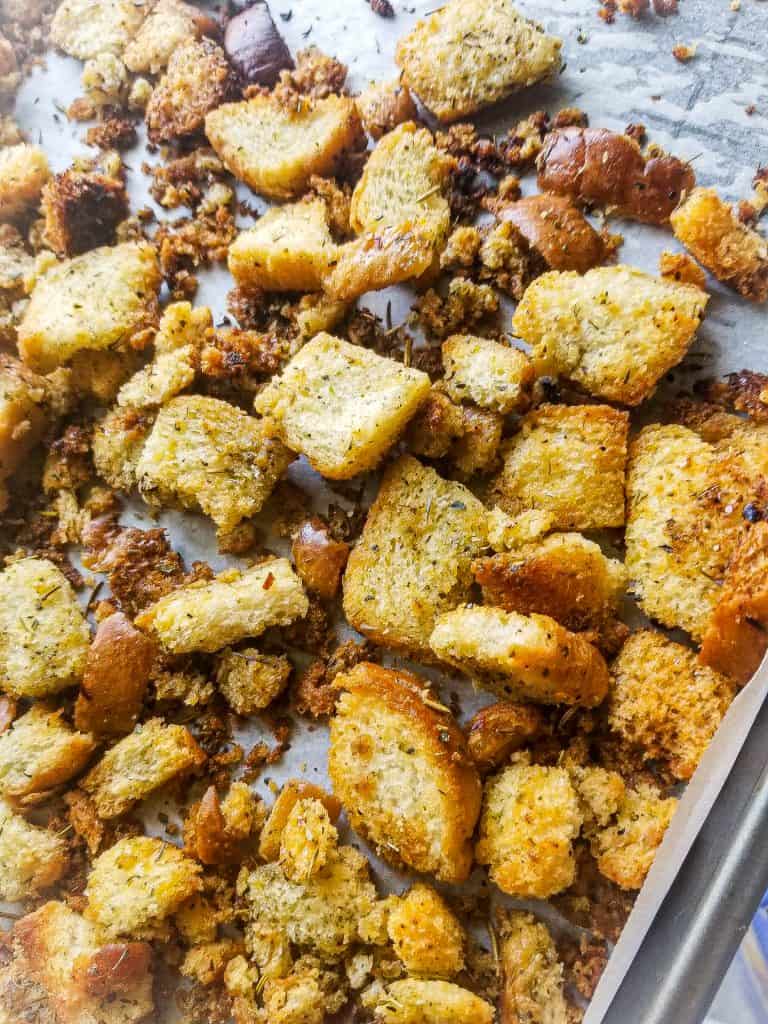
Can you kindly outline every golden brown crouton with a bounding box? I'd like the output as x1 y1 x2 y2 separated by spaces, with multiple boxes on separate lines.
0 798 69 900
41 170 128 257
292 518 350 600
146 38 236 144
441 334 534 414
279 797 338 883
501 193 609 274
465 701 544 772
489 404 629 530
387 884 465 978
18 241 161 374
215 647 292 715
375 979 494 1024
136 395 294 533
81 718 205 818
0 557 90 699
206 93 363 200
136 559 308 654
91 406 153 492
116 345 197 409
512 266 708 405
322 221 438 301
498 910 569 1024
609 630 736 781
0 353 51 510
356 78 418 140
0 704 94 801
659 249 708 289
342 455 489 657
329 662 482 883
0 143 49 221
254 333 430 480
671 187 768 302
430 605 610 707
185 782 263 866
395 0 561 123
124 0 218 74
51 0 147 58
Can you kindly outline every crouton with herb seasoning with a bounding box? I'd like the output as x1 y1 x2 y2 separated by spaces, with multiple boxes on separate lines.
374 979 494 1024
206 93 363 200
512 265 708 406
0 798 69 900
254 333 430 480
441 334 534 414
497 910 569 1024
489 404 629 531
329 662 482 883
215 647 292 715
395 0 561 122
116 345 197 409
279 797 338 884
18 241 161 374
355 78 418 140
502 192 609 274
91 405 154 492
259 780 341 862
0 143 49 222
323 221 439 301
145 38 236 143
0 354 53 511
123 0 218 74
0 557 90 699
51 0 147 58
387 884 465 978
0 704 94 801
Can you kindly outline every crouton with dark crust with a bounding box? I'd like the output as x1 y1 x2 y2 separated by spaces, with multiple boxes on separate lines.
185 782 262 865
466 701 545 772
356 78 418 139
292 518 350 600
42 170 128 257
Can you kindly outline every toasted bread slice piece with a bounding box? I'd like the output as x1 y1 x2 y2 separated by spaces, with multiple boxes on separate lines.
442 334 534 414
0 143 49 221
387 884 465 978
498 910 569 1024
323 221 438 301
0 798 69 900
51 0 146 57
374 979 494 1024
0 704 94 801
329 662 482 883
123 0 218 74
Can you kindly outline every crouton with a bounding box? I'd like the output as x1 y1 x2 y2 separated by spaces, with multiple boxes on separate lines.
498 911 568 1024
185 782 262 866
342 455 489 656
476 763 582 897
145 38 236 143
673 187 768 302
441 334 534 414
465 701 544 772
206 93 363 200
260 971 327 1024
91 406 153 492
659 249 708 289
0 557 90 699
489 404 629 530
18 242 161 374
229 199 337 293
254 334 430 480
136 395 293 533
323 222 438 301
473 532 627 633
329 662 482 883
181 939 244 987
124 0 218 74
0 143 49 221
81 718 205 818
395 0 561 122
609 630 736 781
486 507 554 552
0 798 68 900
41 170 128 258
501 193 608 274
51 0 146 58
375 979 494 1024
116 345 196 409
292 518 349 600
588 782 677 890
216 647 292 715
0 354 51 509
0 704 94 801
153 299 213 354
568 764 627 830
279 797 338 883
74 612 156 738
259 780 341 862
387 884 465 978
356 78 417 140
512 266 708 405
430 605 610 707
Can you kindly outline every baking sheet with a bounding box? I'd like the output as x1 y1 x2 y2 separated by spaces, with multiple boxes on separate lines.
9 0 768 1019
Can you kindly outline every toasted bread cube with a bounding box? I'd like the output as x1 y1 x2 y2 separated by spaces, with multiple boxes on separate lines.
0 557 90 698
375 980 494 1024
0 704 94 801
476 763 582 897
136 395 293 532
0 354 51 509
259 780 341 862
124 0 217 74
92 405 153 492
329 662 482 883
81 718 205 818
490 404 629 531
153 300 213 354
388 884 465 978
146 38 235 143
395 0 561 122
279 797 338 883
0 798 68 900
206 93 363 200
442 334 534 414
343 455 489 656
51 0 146 57
356 78 418 140
323 222 438 301
609 630 736 781
116 345 196 409
87 836 202 938
512 266 708 406
254 334 430 480
589 782 677 891
216 647 291 715
136 559 308 654
672 187 768 302
0 143 49 221
18 242 161 374
229 199 337 293
41 169 128 258
498 911 568 1024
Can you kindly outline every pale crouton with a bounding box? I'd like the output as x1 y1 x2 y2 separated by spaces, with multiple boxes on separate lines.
567 764 626 830
329 662 482 883
91 405 153 492
259 780 341 862
476 763 582 897
395 0 561 122
124 0 218 74
671 187 768 302
0 704 94 801
442 334 534 414
375 979 494 1024
0 143 49 221
356 78 417 140
489 404 629 531
116 346 196 409
342 455 489 657
588 782 677 890
323 222 438 301
0 798 68 900
216 647 291 715
0 557 90 698
512 266 708 405
18 242 161 374
51 0 146 57
136 395 294 533
229 199 337 293
206 93 363 200
254 333 430 480
431 605 610 707
81 718 205 818
387 884 465 978
146 38 236 143
87 836 202 938
0 354 51 509
279 797 338 883
466 701 544 772
609 630 736 781
498 911 569 1024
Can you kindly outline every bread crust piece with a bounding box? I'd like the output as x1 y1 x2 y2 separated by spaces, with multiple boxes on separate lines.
342 455 490 657
512 265 708 406
374 979 494 1024
502 193 608 274
41 170 128 257
498 910 569 1024
466 701 544 772
395 0 561 123
356 79 417 140
0 798 69 900
441 334 535 414
0 704 94 801
329 662 482 883
0 143 49 222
